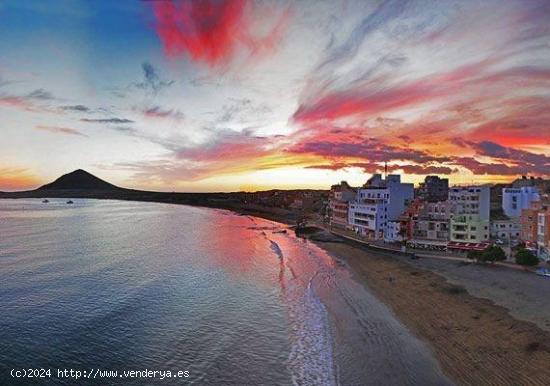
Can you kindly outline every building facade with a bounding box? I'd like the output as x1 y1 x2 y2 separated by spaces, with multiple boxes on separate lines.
502 186 540 218
384 221 403 242
520 204 541 245
349 174 414 240
491 219 520 242
398 198 424 241
411 201 451 248
418 175 449 202
519 196 550 261
328 181 356 229
537 207 550 261
449 186 490 243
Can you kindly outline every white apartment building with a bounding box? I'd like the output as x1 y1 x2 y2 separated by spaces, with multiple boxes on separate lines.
349 174 413 240
384 221 402 242
502 187 540 218
491 219 520 242
449 186 490 243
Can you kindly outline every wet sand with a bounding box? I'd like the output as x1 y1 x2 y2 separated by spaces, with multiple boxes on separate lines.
316 241 550 385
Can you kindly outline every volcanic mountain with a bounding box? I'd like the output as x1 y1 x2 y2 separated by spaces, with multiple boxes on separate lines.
38 169 120 191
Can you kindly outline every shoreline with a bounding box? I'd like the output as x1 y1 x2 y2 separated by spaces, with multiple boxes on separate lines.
222 203 550 384
222 205 550 384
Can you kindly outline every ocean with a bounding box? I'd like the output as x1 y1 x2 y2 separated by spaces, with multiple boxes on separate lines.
0 199 452 385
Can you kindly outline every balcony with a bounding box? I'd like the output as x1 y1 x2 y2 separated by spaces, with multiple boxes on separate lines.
452 215 468 223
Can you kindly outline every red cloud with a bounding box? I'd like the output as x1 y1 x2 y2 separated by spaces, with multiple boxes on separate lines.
142 106 184 120
151 0 289 67
176 131 272 162
293 82 435 123
293 59 498 124
0 96 36 112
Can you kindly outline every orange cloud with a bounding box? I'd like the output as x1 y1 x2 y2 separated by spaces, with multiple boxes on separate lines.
0 167 41 191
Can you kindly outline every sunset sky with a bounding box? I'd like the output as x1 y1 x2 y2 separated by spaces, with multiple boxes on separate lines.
1 0 549 192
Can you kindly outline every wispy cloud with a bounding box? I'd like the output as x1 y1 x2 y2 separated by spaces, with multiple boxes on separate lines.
315 0 411 73
60 104 90 112
134 62 174 94
0 88 57 112
35 125 88 137
26 88 55 100
141 105 184 120
81 117 134 124
0 96 37 111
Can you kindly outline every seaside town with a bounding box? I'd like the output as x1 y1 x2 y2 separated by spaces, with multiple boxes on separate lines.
3 1 550 384
325 173 550 267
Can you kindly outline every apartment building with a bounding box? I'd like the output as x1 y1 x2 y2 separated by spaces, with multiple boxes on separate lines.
520 203 541 245
411 201 451 248
384 221 403 242
449 186 490 243
328 181 356 229
502 186 540 218
348 174 413 240
417 175 449 202
491 219 520 242
398 198 424 241
537 207 550 261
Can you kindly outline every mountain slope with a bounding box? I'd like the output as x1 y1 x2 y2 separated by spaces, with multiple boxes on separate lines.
38 169 119 191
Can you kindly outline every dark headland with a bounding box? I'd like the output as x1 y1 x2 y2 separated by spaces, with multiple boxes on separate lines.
0 169 326 223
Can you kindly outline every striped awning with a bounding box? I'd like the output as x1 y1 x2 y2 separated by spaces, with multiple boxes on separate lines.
447 241 489 251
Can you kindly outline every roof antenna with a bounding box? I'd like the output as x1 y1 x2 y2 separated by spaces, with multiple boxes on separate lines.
384 161 388 179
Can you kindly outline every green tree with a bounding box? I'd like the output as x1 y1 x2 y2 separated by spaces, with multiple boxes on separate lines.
513 241 525 252
478 245 506 263
467 250 482 260
515 249 539 266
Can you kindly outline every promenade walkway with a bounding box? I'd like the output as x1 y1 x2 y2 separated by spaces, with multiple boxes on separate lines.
315 222 535 273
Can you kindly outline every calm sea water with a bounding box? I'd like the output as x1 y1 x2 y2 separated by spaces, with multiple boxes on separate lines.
0 199 452 385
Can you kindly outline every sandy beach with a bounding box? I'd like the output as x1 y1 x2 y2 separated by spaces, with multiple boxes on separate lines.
237 207 550 385
315 240 550 385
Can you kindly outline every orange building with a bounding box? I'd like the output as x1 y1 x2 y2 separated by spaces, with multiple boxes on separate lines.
520 204 540 245
520 195 550 261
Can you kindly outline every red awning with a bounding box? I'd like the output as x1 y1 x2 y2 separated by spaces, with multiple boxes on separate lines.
447 241 489 251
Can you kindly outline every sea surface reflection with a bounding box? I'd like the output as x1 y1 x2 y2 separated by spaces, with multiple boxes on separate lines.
0 199 451 385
